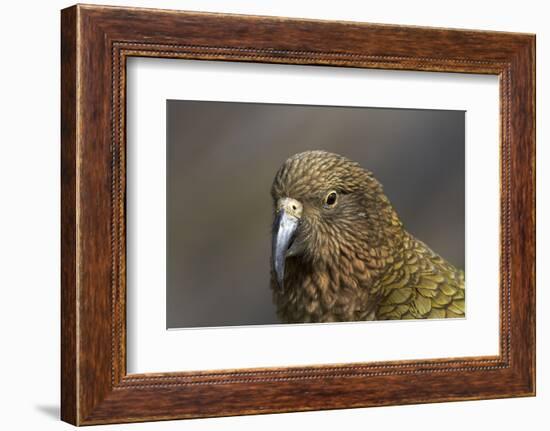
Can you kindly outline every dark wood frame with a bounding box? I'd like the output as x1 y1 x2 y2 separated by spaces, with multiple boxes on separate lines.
61 4 536 426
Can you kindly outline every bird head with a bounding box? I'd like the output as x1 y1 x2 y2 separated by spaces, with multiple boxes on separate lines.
271 150 404 289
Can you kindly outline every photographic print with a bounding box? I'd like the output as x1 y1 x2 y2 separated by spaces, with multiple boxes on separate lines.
166 101 465 328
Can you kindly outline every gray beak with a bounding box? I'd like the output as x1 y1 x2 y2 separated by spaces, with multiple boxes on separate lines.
271 198 303 289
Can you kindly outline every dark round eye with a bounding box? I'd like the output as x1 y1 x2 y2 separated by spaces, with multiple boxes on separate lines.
324 191 338 207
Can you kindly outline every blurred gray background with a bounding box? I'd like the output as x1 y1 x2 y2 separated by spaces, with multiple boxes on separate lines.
167 101 465 329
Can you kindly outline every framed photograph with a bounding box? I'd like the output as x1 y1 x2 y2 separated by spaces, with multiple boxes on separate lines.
61 4 535 425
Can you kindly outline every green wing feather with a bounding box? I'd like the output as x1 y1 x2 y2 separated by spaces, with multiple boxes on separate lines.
375 236 465 320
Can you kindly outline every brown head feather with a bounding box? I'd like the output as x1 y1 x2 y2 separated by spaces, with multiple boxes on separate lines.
271 151 404 264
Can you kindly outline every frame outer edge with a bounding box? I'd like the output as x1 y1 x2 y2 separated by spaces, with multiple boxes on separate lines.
522 34 536 395
506 35 536 396
531 34 536 396
61 4 79 426
526 35 536 395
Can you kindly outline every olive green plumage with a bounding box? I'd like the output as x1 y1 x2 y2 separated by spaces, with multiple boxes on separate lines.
270 150 465 323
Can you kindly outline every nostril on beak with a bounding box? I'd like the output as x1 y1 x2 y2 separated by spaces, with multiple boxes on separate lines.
278 197 303 219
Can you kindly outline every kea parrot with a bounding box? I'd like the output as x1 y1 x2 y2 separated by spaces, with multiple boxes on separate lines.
270 150 465 323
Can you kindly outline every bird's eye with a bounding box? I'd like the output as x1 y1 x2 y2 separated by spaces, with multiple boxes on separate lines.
324 191 338 208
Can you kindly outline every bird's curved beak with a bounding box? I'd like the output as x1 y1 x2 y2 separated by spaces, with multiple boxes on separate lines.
272 198 303 290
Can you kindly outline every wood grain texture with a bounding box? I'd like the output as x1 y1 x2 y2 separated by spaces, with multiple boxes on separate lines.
60 5 78 425
60 4 535 425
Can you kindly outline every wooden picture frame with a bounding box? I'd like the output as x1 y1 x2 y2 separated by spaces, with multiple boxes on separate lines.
61 4 535 425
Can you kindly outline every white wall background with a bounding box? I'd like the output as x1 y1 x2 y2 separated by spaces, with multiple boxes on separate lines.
0 1 546 429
